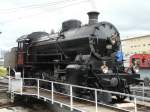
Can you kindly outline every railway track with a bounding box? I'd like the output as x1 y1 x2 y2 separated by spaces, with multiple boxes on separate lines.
112 99 150 112
135 99 150 112
88 99 150 112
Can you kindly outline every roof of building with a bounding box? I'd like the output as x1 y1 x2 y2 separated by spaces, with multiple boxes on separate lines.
121 34 150 41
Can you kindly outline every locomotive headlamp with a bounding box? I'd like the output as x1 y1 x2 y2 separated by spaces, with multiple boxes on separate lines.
133 66 139 73
110 33 117 45
101 61 109 74
102 66 108 73
132 60 140 73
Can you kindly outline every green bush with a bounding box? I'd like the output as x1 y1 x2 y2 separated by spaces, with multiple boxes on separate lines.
0 66 7 77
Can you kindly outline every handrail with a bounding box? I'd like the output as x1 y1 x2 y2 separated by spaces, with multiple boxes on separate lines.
22 77 150 101
9 77 150 112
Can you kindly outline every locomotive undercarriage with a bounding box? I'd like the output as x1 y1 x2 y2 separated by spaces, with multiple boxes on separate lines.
22 58 134 103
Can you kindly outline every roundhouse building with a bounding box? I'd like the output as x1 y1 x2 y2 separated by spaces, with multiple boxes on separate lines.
121 34 150 67
122 34 150 57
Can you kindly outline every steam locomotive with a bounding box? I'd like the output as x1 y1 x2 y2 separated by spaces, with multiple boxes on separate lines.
7 11 141 103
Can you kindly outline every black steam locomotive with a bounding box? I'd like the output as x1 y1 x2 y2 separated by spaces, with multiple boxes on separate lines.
12 11 140 102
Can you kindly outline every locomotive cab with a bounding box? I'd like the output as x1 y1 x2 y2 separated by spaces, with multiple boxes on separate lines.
17 39 24 66
17 35 29 66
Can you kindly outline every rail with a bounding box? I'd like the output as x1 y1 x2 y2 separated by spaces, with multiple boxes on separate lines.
9 77 150 112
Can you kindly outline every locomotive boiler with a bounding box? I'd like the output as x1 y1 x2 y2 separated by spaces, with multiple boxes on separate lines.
8 11 141 103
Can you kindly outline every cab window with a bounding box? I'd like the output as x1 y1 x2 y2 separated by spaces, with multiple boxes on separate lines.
18 42 24 50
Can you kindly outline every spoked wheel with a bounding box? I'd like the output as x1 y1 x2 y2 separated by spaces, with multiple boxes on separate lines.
96 88 112 104
88 81 112 104
115 87 130 102
116 94 126 102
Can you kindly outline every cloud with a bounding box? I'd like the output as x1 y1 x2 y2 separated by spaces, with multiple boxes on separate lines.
98 0 150 37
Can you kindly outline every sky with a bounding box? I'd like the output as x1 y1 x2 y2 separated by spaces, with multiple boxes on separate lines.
0 0 150 50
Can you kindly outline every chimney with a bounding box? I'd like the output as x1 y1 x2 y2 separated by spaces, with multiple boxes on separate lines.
87 11 99 25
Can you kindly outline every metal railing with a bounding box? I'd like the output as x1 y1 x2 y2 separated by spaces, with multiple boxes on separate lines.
131 82 150 103
9 77 150 112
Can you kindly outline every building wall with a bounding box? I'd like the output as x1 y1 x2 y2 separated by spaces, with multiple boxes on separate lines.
121 35 150 67
122 35 150 57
